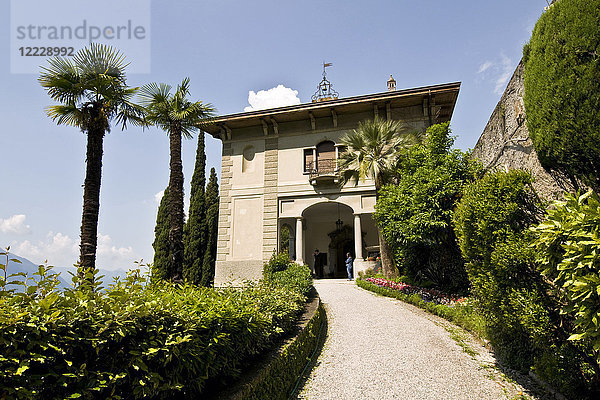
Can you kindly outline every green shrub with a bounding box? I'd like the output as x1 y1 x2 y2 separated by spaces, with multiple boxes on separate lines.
266 264 313 296
454 170 596 397
0 261 312 399
453 170 549 369
523 0 600 191
533 191 600 390
375 123 479 293
232 302 325 400
263 252 294 277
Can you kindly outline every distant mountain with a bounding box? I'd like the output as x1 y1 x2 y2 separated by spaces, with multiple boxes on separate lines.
1 253 129 291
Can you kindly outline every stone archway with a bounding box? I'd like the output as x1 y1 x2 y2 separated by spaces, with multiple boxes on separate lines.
300 202 355 277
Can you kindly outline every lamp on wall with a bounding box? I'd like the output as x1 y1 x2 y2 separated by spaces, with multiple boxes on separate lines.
336 203 343 231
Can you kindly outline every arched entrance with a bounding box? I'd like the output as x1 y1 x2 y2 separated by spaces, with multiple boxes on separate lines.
328 225 354 277
301 202 355 278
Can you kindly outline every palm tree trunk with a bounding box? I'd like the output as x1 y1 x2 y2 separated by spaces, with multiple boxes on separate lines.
168 126 185 280
375 174 397 278
377 227 397 278
79 124 104 274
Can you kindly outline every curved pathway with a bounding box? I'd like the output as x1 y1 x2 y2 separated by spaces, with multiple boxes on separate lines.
297 279 536 400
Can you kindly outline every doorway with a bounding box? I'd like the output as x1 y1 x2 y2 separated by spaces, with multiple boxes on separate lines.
328 225 354 278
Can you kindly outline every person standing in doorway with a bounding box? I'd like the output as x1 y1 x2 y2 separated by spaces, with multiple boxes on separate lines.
313 249 323 278
345 252 353 280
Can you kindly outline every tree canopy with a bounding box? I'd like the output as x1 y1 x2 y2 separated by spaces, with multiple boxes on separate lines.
338 117 419 278
375 123 478 292
39 43 143 274
183 133 207 284
523 0 600 191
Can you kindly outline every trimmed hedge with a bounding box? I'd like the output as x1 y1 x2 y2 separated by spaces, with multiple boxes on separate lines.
453 169 554 371
216 299 326 400
523 0 600 191
0 264 313 399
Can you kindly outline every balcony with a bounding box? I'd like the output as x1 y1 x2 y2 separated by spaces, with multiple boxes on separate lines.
308 159 339 186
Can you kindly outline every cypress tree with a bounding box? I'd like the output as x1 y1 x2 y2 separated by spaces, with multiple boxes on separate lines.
183 133 207 284
152 187 171 281
523 0 600 191
201 167 219 287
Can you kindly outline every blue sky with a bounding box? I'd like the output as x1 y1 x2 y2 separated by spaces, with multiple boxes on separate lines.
0 0 547 270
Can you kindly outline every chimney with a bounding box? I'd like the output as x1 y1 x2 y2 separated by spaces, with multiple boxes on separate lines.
387 75 396 91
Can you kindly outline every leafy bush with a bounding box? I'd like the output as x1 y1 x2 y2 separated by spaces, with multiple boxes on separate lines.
263 251 295 277
375 123 479 292
266 264 313 296
0 260 312 399
229 302 325 400
533 191 600 389
454 170 597 397
453 170 548 368
523 0 600 191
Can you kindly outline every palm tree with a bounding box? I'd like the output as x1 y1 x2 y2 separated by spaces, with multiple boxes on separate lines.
39 44 143 274
139 78 214 280
338 117 419 278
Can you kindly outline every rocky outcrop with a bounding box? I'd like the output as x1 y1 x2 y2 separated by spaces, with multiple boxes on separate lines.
472 60 572 200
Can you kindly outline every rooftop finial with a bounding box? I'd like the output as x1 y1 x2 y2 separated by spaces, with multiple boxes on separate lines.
387 74 396 91
311 62 339 103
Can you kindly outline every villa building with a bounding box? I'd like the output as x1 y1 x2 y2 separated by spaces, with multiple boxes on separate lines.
203 74 460 285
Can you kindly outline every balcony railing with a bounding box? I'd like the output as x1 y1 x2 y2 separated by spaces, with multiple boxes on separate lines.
307 159 339 185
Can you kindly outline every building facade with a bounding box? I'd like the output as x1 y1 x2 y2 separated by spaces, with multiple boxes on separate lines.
203 82 460 285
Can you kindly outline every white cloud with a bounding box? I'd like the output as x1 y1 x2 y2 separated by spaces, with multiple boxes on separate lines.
477 61 493 74
96 234 135 269
0 214 31 235
476 54 514 95
11 231 136 271
154 190 164 204
12 231 78 267
494 54 513 95
244 84 301 112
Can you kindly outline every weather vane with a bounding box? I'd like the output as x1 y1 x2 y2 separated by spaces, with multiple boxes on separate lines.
312 62 339 102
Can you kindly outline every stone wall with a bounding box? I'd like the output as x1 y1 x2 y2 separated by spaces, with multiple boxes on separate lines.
472 60 571 200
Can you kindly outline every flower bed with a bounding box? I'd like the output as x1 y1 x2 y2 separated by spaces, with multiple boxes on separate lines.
364 277 466 307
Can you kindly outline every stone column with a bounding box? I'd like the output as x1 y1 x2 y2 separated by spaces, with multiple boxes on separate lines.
354 213 363 260
262 137 279 261
295 217 304 264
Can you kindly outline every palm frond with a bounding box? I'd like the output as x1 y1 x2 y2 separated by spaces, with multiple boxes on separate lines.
139 78 215 138
337 117 417 188
139 82 172 109
40 43 139 133
115 100 146 129
74 43 127 82
46 104 86 127
39 57 84 104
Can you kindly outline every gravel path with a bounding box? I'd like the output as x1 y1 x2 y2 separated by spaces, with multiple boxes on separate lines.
297 279 535 400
